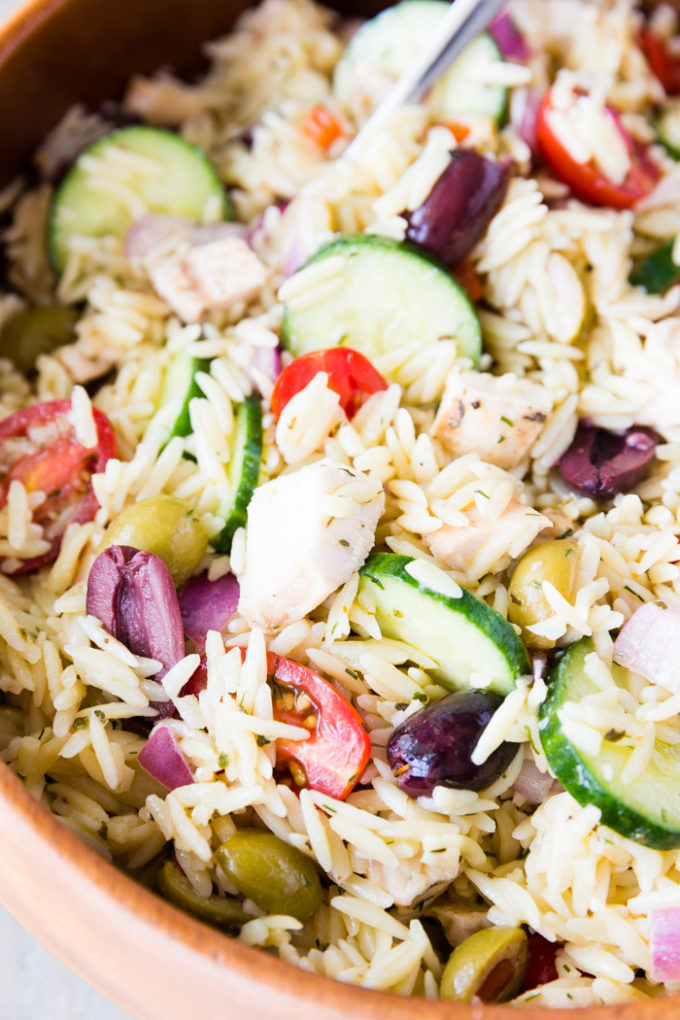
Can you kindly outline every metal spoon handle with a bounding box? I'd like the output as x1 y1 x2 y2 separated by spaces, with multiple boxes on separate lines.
344 0 507 159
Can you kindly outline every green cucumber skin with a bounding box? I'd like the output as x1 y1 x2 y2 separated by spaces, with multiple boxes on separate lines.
166 356 212 442
359 552 529 695
49 126 232 274
282 233 482 366
630 240 680 294
213 392 263 555
539 639 680 850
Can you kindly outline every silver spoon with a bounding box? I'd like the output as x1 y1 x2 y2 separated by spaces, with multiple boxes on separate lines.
343 0 509 159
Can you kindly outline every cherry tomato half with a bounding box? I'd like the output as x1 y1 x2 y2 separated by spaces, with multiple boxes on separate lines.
639 28 680 96
0 399 116 572
268 652 370 800
536 89 659 209
271 347 388 421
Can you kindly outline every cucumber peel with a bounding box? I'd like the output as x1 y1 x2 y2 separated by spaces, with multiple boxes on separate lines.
358 552 529 696
539 638 680 850
213 392 263 554
630 240 680 295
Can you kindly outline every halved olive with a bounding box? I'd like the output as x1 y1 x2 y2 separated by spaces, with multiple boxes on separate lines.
440 926 528 1003
216 828 322 922
1 305 79 375
157 859 249 930
97 495 208 587
507 540 578 649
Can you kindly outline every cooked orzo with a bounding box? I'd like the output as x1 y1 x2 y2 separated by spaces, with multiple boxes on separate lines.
1 0 680 1007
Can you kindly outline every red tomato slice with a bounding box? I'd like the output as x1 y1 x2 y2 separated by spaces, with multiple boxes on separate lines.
536 89 659 209
271 348 388 421
639 28 680 95
267 652 371 800
0 399 116 572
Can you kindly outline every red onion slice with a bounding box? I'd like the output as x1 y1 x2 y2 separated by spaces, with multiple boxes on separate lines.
178 571 240 650
650 906 680 982
488 10 530 61
513 756 556 804
138 725 194 789
613 600 680 693
252 345 282 387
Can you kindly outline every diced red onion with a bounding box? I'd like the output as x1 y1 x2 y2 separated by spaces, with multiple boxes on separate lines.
513 757 556 804
283 236 310 279
488 10 531 61
650 906 680 982
87 545 185 718
252 344 282 386
613 600 680 693
178 571 240 650
137 725 194 789
510 88 542 158
532 651 547 684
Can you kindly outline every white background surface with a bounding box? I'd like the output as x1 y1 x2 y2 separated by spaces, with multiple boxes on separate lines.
0 0 136 1015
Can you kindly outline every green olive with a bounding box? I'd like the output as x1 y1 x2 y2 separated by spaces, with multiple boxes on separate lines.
507 540 578 649
215 828 322 922
97 495 208 587
157 859 249 930
440 926 528 1003
1 305 79 375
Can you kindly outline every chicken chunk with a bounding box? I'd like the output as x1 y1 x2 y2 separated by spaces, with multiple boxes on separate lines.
432 372 553 469
427 897 491 947
148 235 268 323
424 500 550 580
237 460 385 630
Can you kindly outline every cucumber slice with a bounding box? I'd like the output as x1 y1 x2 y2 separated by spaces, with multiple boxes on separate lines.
160 348 212 443
282 234 481 366
358 553 529 696
657 98 680 160
539 638 680 850
630 239 680 294
213 392 263 554
49 126 231 273
334 0 506 124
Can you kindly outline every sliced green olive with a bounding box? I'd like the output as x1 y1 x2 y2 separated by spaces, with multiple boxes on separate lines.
507 540 578 649
1 305 79 375
157 859 249 930
97 495 208 587
440 926 528 1003
215 828 322 922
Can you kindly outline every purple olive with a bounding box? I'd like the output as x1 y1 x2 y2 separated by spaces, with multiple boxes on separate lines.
557 423 658 499
387 691 518 797
405 149 510 268
87 545 186 716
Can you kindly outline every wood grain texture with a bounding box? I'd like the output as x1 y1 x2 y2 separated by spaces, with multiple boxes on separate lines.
0 0 678 1017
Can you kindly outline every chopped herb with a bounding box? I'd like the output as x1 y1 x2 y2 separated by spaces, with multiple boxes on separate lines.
523 993 540 1003
339 538 350 548
94 709 106 723
72 717 88 731
519 847 529 859
346 772 359 785
395 702 409 711
345 667 359 680
323 804 337 814
500 415 514 427
385 839 394 845
529 580 543 589
564 547 573 557
496 435 506 444
393 609 403 618
556 528 574 540
604 729 625 742
563 964 571 973
431 847 446 853
475 489 490 499
218 752 229 769
38 727 45 741
567 994 573 1001
413 692 427 703
256 735 271 747
624 585 645 603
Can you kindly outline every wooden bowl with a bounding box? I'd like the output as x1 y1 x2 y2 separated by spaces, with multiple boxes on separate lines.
0 1 676 1018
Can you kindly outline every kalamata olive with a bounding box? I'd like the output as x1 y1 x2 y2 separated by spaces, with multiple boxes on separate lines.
1 305 79 375
215 829 322 922
557 423 658 499
405 149 509 268
440 926 528 1003
387 691 518 797
508 540 578 649
523 932 559 990
157 860 249 931
86 544 185 692
97 495 208 587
